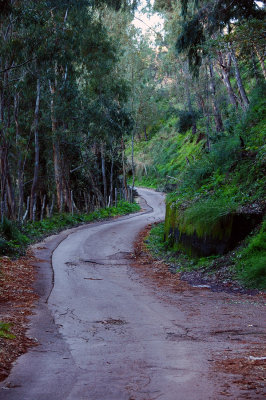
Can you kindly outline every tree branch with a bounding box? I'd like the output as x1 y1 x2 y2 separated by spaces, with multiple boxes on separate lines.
0 58 36 74
133 16 162 38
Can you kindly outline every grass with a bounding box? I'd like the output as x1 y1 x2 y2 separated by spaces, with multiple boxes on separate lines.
128 177 158 189
179 196 238 238
235 221 266 289
145 222 168 257
0 200 140 257
0 322 15 339
146 221 266 290
145 222 193 270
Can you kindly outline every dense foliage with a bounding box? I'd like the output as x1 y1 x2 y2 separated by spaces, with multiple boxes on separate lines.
0 0 140 224
129 1 265 288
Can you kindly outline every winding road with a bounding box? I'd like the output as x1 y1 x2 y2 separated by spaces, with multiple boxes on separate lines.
1 188 265 400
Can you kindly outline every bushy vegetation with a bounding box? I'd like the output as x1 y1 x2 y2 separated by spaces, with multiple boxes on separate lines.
145 222 194 270
180 197 238 237
177 110 199 134
146 221 266 289
0 201 140 256
236 222 266 289
132 81 265 289
135 81 265 197
0 322 15 340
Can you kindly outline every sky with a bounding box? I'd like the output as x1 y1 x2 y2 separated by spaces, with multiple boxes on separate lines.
132 0 164 39
132 1 265 38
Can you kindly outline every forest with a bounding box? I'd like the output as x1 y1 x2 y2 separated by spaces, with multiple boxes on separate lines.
128 0 265 289
0 0 139 223
0 0 265 288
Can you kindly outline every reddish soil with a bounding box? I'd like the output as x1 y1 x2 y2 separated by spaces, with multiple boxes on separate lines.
0 252 38 381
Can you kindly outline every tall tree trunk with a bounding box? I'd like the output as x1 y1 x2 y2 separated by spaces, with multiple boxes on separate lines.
60 123 71 212
0 140 7 221
144 125 148 141
17 158 24 221
253 45 266 80
183 70 197 134
204 67 211 151
14 93 24 221
131 131 135 189
197 92 211 150
6 169 15 219
217 51 239 109
30 78 41 220
61 157 71 212
208 58 224 133
251 51 260 85
49 79 62 211
0 69 15 219
110 151 114 205
229 44 249 110
5 77 15 219
87 169 105 208
121 136 128 201
101 142 107 206
0 65 6 220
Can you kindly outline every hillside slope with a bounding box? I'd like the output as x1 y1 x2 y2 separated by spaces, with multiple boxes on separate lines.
131 85 266 289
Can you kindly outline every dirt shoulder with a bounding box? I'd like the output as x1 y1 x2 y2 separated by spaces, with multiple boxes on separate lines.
0 252 39 381
132 225 266 399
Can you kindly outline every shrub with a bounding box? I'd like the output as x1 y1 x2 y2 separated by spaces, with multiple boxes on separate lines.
177 110 199 134
0 218 21 241
0 218 29 245
236 221 266 289
182 196 238 234
0 237 12 255
0 322 15 339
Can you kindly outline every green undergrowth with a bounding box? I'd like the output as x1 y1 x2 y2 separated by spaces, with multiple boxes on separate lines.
146 222 205 271
172 197 238 239
132 126 205 193
128 177 157 189
235 221 266 289
0 322 15 339
133 85 265 206
131 85 265 290
0 201 140 257
146 222 266 290
166 86 265 210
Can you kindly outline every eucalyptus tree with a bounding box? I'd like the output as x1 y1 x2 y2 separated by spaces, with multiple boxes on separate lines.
0 1 47 220
153 0 265 146
96 7 161 189
0 0 139 221
175 0 264 108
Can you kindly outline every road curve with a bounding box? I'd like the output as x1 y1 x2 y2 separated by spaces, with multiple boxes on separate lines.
1 188 264 400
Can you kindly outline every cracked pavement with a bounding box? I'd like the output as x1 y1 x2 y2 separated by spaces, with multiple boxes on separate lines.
1 188 265 400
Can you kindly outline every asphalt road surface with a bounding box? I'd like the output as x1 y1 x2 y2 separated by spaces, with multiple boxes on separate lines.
1 188 265 400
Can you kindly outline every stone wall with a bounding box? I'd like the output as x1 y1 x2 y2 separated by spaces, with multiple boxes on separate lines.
164 201 264 257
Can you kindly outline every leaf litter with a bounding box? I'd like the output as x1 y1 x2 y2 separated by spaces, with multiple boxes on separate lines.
0 251 39 381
